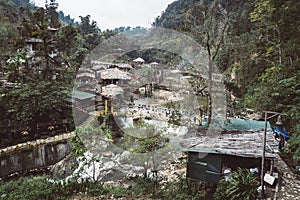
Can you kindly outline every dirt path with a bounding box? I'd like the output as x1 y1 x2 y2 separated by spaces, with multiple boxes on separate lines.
275 153 300 199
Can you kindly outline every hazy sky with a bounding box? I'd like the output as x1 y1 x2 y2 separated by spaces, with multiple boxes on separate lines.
33 0 175 30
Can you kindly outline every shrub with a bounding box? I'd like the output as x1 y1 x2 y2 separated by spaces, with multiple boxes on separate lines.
159 173 208 200
283 126 300 162
214 168 259 200
0 176 59 200
0 176 107 200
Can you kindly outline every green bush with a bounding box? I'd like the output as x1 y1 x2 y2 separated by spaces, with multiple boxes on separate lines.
0 176 59 200
214 168 259 200
0 176 107 200
159 173 209 200
104 185 132 198
214 179 230 200
284 125 300 161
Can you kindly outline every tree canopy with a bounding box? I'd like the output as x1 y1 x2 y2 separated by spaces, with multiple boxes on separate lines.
0 1 114 145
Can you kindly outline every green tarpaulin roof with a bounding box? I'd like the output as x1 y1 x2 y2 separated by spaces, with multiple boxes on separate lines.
222 118 271 131
201 118 272 131
71 90 96 100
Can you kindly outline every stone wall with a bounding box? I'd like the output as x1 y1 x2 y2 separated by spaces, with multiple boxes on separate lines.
0 134 73 178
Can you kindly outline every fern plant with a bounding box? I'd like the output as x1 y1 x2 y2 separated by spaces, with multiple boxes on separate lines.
215 168 259 200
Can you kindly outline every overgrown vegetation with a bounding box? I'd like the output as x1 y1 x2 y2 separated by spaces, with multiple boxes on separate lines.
70 130 86 157
0 176 106 200
0 172 214 200
0 168 259 200
214 168 259 200
283 131 300 163
120 121 168 153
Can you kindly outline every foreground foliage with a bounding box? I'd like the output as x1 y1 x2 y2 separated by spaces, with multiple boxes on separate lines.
0 173 212 200
0 176 106 200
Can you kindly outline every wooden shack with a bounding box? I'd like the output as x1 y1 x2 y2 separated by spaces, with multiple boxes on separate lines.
182 119 278 184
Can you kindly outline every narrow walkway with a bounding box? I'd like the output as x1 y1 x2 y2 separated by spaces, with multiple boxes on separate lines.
275 153 300 199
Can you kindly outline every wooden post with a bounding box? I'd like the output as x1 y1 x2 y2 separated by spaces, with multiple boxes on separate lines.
105 100 108 115
261 111 281 196
261 111 267 196
199 106 203 126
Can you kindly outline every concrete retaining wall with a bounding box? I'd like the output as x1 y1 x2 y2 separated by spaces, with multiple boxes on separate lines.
0 140 72 178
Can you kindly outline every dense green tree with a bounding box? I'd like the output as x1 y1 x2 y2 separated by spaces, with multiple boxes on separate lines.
16 7 61 79
2 80 71 129
0 0 28 64
78 15 101 50
58 11 76 25
0 3 77 139
244 0 300 124
0 0 118 145
236 0 300 161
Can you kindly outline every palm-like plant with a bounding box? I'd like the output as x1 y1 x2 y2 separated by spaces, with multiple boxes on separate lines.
215 168 259 200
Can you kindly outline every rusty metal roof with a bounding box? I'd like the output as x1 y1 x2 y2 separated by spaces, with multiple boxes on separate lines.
182 130 278 158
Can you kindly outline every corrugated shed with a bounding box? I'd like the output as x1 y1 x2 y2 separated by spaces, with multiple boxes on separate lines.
182 129 278 158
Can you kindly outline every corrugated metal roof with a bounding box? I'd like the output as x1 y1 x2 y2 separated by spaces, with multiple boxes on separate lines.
72 90 96 100
181 129 278 158
77 72 95 79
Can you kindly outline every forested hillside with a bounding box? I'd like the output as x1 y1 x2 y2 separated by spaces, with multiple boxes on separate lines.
154 0 300 159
